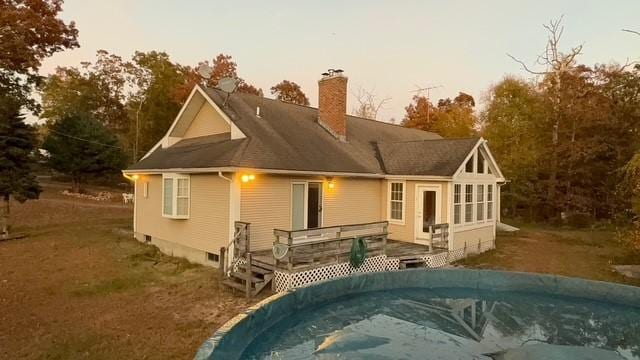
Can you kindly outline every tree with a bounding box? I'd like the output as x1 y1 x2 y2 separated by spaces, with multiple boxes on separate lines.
271 80 310 105
42 115 126 192
0 102 41 238
402 92 477 138
507 16 584 219
202 53 262 95
126 51 196 161
0 0 78 112
40 50 131 135
351 86 390 119
480 77 547 219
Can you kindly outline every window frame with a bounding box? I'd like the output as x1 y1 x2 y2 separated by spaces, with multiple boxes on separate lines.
476 184 485 222
162 173 190 219
464 184 474 224
453 184 462 225
487 184 494 220
388 180 406 224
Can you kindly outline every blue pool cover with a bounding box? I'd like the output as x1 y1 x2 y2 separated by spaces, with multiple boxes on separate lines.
195 269 640 359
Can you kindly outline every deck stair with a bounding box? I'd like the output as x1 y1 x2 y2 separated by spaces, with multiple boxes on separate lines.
222 259 274 298
220 222 275 298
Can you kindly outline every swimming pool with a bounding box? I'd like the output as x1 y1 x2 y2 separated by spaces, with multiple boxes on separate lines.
196 269 640 359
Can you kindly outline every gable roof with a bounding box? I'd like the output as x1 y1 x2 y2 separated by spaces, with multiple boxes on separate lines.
127 85 480 177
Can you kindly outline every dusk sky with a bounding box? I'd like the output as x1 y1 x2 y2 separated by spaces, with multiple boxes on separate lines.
38 0 640 122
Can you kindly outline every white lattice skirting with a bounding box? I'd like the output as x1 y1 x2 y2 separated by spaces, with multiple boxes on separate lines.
274 255 399 292
422 239 495 269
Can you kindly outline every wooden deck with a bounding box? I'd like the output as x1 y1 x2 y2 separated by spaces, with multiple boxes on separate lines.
251 239 445 270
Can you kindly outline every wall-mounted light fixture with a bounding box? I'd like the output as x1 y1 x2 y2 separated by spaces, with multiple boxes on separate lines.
327 177 335 189
123 173 139 181
241 174 256 183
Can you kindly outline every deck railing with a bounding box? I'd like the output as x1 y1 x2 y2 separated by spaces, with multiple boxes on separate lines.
220 221 250 277
424 223 449 252
273 221 388 271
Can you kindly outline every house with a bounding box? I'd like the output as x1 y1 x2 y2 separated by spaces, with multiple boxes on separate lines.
123 69 505 295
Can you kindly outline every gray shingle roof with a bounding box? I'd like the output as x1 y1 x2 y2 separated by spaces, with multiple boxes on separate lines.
127 86 479 176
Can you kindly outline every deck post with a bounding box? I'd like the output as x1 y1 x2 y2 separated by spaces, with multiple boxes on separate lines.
219 246 226 277
245 252 252 299
287 233 293 271
382 223 388 256
245 223 251 255
428 225 433 253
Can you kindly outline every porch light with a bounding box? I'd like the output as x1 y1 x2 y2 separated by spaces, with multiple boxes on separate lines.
327 178 335 189
241 174 255 183
123 173 139 181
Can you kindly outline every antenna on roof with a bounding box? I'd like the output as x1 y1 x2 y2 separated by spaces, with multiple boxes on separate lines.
217 77 241 107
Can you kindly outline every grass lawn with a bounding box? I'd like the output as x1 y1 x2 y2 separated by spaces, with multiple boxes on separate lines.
0 182 260 360
458 221 640 287
2 183 639 359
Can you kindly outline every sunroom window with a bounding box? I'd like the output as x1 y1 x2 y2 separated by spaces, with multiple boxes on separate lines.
465 184 473 223
163 174 190 218
454 184 462 224
487 184 494 220
477 184 484 221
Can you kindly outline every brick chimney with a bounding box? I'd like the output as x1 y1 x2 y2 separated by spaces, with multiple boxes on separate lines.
318 69 347 141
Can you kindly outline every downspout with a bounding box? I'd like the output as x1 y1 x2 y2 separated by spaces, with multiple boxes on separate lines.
218 171 232 183
218 171 234 272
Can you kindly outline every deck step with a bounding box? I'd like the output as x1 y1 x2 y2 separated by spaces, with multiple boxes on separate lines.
230 271 264 284
401 258 426 264
222 279 256 294
237 262 272 275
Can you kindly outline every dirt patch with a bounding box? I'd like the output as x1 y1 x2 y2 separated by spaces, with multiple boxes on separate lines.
458 225 640 287
0 183 261 359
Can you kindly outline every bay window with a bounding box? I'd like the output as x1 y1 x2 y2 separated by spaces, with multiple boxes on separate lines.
163 174 190 218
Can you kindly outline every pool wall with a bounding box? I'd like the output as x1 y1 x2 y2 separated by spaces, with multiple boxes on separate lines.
195 269 640 360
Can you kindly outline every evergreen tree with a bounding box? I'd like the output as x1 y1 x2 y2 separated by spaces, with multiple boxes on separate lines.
43 115 126 192
0 102 42 238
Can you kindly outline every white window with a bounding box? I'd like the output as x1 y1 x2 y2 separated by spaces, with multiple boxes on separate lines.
477 151 485 174
162 174 190 219
487 184 494 220
389 181 405 223
465 184 473 223
477 184 484 221
465 154 474 173
454 184 462 225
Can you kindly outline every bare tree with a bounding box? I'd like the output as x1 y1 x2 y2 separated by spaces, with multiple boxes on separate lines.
350 85 391 120
623 29 640 37
507 16 583 217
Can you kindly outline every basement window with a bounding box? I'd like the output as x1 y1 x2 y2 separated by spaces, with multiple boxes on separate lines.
144 234 151 243
207 252 219 262
162 174 190 219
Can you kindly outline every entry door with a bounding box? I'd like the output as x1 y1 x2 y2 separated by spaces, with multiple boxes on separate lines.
416 185 441 240
291 182 323 230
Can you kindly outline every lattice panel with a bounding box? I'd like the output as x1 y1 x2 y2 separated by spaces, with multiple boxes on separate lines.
422 252 449 268
448 248 466 262
274 271 292 293
385 258 401 271
274 255 392 292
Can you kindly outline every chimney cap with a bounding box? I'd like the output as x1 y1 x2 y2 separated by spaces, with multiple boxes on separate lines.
321 68 345 79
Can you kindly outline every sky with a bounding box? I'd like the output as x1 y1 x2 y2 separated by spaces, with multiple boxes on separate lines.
37 0 640 122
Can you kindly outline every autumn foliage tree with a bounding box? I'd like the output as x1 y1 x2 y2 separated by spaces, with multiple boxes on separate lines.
202 54 262 96
402 92 477 138
270 80 309 105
